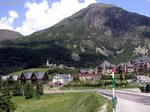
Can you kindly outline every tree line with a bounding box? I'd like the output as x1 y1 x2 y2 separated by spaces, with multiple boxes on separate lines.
0 76 44 112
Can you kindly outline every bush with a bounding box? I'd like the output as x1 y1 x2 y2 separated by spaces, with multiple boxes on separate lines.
0 95 16 112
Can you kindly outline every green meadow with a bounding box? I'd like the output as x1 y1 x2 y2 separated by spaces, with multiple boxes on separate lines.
8 68 51 76
12 92 112 112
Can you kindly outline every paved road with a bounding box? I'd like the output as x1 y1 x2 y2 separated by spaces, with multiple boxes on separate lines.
98 89 150 112
45 88 150 112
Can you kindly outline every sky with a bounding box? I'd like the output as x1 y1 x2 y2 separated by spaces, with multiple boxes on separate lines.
0 0 150 36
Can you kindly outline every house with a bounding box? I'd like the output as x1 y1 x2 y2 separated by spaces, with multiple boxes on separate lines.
132 56 150 72
80 68 95 74
1 75 19 81
80 68 89 74
19 72 32 83
117 62 134 74
10 75 19 81
1 76 10 81
98 61 114 75
79 73 102 81
31 71 49 83
53 74 73 86
19 71 49 84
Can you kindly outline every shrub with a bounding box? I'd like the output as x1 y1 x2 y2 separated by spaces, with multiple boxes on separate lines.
0 95 16 112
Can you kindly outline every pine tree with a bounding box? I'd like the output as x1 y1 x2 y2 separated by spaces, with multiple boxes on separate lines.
35 82 43 97
35 82 40 99
12 82 23 96
24 82 34 99
1 80 11 96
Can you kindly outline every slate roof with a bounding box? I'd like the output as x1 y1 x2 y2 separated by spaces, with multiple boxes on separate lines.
136 56 150 62
33 71 46 79
134 56 150 65
22 72 32 79
125 62 134 68
99 61 113 68
11 75 19 81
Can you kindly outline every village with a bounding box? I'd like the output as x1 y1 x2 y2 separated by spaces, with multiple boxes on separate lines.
1 56 150 87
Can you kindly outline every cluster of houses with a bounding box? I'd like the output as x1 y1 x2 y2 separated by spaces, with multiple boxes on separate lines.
98 56 150 75
1 56 150 86
52 56 150 86
116 56 150 74
1 71 49 84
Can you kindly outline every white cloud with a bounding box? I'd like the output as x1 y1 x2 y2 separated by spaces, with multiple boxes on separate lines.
15 0 96 35
0 10 18 30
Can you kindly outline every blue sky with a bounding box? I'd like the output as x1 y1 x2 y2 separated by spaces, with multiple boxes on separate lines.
0 0 150 35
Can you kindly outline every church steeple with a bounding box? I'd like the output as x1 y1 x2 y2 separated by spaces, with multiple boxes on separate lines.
46 59 49 66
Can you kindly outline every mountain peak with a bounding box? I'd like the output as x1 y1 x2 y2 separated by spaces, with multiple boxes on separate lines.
0 29 24 41
0 3 149 74
88 3 115 8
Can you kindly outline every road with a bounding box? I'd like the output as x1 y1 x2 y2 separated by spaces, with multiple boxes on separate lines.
98 89 150 112
45 88 150 112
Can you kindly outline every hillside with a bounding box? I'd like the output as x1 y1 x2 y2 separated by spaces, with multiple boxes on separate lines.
0 29 23 41
0 3 150 74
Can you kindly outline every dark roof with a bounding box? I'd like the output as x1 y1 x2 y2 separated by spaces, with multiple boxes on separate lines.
126 62 134 67
118 61 134 67
99 61 114 68
33 72 46 79
134 56 150 64
136 56 150 61
22 72 32 79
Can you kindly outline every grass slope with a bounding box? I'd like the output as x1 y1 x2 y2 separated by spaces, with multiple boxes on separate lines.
12 93 112 112
8 68 51 76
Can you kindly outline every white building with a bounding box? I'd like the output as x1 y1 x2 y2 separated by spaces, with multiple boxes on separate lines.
53 74 73 86
1 76 10 81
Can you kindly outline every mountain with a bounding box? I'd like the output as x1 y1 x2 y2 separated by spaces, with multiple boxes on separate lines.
0 29 23 41
0 3 150 74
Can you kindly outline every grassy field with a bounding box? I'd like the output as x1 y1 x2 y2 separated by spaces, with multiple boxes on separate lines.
12 92 112 112
8 68 51 76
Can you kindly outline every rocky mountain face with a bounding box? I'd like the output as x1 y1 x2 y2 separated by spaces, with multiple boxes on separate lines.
55 3 150 49
0 29 23 41
0 3 150 74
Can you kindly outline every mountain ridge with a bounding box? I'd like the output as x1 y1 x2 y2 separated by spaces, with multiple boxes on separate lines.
0 3 150 74
0 29 24 41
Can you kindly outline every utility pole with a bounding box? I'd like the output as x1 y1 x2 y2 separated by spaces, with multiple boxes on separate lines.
112 68 115 112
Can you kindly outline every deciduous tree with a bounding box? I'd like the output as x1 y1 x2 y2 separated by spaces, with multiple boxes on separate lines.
0 95 16 112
